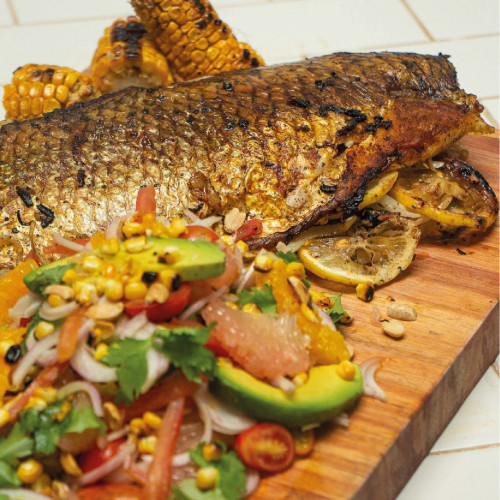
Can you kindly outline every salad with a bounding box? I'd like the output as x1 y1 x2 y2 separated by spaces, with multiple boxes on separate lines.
0 187 379 500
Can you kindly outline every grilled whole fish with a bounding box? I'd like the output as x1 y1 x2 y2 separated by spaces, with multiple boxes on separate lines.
0 52 493 265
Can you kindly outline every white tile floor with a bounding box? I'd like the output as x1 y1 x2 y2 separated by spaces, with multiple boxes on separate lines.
0 0 498 498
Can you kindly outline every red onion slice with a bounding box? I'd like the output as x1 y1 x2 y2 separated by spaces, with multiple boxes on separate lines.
58 381 104 417
53 232 86 253
70 343 118 383
8 291 43 323
360 357 386 402
39 300 79 321
245 468 260 497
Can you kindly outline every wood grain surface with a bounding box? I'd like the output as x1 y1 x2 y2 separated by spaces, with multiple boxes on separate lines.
252 133 499 500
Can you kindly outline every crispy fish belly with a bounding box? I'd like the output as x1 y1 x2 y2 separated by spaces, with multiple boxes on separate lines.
0 52 493 263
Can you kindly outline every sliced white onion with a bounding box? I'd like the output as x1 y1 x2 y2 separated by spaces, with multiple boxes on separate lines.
334 412 350 427
172 390 213 467
235 260 256 294
133 322 157 341
97 426 130 449
232 242 243 274
270 376 297 393
179 285 228 320
187 215 221 229
8 292 43 322
376 195 421 219
105 213 131 240
0 489 53 500
115 312 148 339
312 302 337 330
183 209 202 223
413 215 431 226
37 348 58 367
245 468 260 497
141 349 170 394
360 357 386 402
70 343 118 383
194 386 255 435
39 300 79 321
78 439 135 486
52 232 86 253
58 381 104 417
25 328 36 351
12 330 60 387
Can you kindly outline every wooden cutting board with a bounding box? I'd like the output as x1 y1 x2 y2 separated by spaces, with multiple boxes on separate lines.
252 133 499 500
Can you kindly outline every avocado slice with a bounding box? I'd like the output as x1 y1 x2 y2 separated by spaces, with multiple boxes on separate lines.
24 237 226 293
210 360 363 428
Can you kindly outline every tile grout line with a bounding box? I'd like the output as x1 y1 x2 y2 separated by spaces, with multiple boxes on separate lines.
429 443 499 456
5 0 18 26
399 0 434 42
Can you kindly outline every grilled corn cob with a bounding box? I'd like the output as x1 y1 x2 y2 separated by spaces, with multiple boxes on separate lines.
91 17 175 94
2 64 98 121
131 0 264 81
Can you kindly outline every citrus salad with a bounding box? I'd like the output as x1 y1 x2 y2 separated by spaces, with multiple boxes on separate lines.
0 187 367 500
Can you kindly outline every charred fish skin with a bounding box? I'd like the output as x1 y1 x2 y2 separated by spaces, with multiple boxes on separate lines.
0 52 493 262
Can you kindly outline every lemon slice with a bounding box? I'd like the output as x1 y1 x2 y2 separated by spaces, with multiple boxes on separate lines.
298 214 420 285
358 171 399 210
389 159 498 230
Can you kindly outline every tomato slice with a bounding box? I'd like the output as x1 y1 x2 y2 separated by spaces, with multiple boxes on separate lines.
124 283 191 323
235 219 263 242
79 438 126 474
235 423 295 472
136 185 156 214
180 225 219 242
77 483 144 500
292 429 315 456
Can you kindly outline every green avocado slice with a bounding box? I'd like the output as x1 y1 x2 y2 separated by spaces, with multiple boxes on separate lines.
210 360 363 428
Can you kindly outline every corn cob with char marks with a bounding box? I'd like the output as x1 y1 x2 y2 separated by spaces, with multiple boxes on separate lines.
91 16 175 94
131 0 264 81
2 65 98 121
0 52 494 268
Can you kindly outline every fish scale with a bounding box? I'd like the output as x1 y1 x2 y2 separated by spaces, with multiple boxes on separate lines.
0 51 493 266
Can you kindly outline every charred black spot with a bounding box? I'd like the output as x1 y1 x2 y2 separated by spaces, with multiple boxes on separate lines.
77 169 85 188
12 228 18 234
251 58 260 67
195 20 207 29
222 25 228 34
320 183 337 194
224 120 234 130
287 98 310 109
456 247 466 255
315 78 336 91
366 116 392 133
238 118 249 129
222 82 233 91
16 187 33 207
214 19 222 25
243 49 251 60
187 114 195 124
16 210 30 227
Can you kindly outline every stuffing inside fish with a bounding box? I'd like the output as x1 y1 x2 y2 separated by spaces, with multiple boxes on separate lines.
0 51 495 266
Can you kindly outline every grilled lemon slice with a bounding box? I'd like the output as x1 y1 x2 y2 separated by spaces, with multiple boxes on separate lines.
389 159 498 230
358 171 399 210
298 214 420 285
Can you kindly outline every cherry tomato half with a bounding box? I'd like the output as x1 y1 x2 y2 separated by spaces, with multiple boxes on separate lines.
79 438 125 474
235 219 263 242
180 225 219 242
235 423 295 473
292 429 315 456
135 185 156 214
77 483 144 500
124 283 191 323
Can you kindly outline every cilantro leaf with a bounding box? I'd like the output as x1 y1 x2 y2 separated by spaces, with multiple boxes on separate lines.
0 461 21 488
23 263 76 295
276 251 300 264
173 443 246 500
102 338 151 404
153 325 216 384
237 283 277 314
0 423 33 465
326 294 346 324
65 406 106 435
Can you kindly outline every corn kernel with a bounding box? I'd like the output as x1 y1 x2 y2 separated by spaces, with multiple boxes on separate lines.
145 283 169 304
167 218 186 238
54 400 72 421
17 459 43 484
254 254 273 272
0 408 11 429
104 401 123 431
75 282 97 306
94 343 108 361
292 371 308 387
123 222 145 238
82 255 104 274
143 411 162 431
220 235 234 246
337 360 356 381
60 453 82 477
0 340 14 356
47 294 64 308
151 221 169 237
286 261 306 279
161 247 180 264
104 279 123 302
124 281 148 301
124 236 146 253
138 435 157 454
235 240 249 253
159 269 177 289
100 238 120 256
225 301 239 310
130 418 146 435
31 473 51 495
242 303 260 314
24 397 47 411
103 263 116 278
35 321 55 340
142 213 156 228
202 442 224 462
93 321 115 341
300 303 317 322
33 387 58 405
62 268 79 284
196 466 219 491
356 283 374 302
